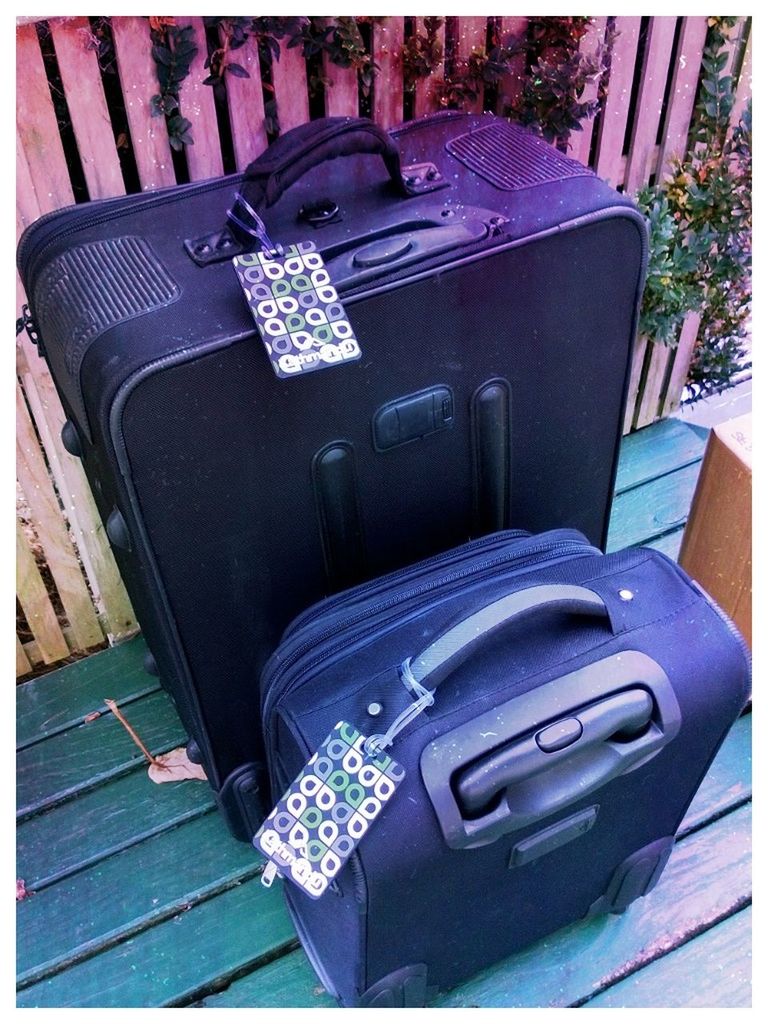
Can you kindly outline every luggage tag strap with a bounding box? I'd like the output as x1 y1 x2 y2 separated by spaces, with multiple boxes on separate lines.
227 192 283 257
363 659 435 756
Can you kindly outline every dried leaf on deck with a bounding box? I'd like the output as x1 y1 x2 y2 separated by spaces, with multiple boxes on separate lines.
148 746 208 784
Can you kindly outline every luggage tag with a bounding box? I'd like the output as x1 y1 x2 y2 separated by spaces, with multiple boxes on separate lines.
254 721 406 899
233 240 361 380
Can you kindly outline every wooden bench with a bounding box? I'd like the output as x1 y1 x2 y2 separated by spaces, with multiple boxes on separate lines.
16 414 752 1008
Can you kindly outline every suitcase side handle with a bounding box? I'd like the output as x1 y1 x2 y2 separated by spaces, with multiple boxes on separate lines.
241 116 415 211
408 584 611 694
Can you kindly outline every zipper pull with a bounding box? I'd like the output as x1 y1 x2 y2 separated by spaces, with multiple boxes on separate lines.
261 860 280 889
16 304 44 357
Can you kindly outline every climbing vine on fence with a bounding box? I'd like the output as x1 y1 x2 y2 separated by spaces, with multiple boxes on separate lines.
195 16 378 134
400 16 612 147
508 17 615 145
148 16 614 152
637 17 752 398
149 18 196 150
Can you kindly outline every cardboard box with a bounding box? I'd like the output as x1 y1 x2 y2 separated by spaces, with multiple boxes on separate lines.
679 413 752 648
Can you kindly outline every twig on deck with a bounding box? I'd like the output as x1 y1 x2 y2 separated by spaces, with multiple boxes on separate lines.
104 698 169 770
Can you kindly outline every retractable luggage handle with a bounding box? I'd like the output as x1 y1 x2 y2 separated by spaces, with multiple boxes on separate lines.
417 585 682 849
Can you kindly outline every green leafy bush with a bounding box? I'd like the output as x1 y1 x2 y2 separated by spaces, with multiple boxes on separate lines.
637 17 752 398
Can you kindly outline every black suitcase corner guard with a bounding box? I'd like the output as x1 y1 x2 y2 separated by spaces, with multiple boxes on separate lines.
217 762 270 842
587 836 675 916
360 964 432 1008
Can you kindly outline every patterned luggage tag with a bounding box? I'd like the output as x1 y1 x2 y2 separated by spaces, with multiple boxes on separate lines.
254 721 405 899
233 242 361 379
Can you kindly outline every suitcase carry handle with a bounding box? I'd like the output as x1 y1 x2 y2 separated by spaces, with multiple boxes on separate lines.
408 584 610 693
240 116 415 211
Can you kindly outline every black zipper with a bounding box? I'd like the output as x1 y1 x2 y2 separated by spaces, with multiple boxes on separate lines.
261 537 598 730
18 174 241 284
281 529 533 642
19 115 466 282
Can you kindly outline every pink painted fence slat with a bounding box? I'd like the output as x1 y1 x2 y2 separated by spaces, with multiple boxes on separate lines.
656 17 708 178
16 385 104 652
662 313 702 418
570 16 608 165
594 16 642 187
271 42 310 133
222 29 268 171
624 17 678 194
413 18 446 119
16 23 75 212
49 17 126 200
175 16 224 181
496 17 528 113
730 24 752 127
453 16 488 115
322 59 359 117
372 18 404 130
17 522 70 666
112 16 176 191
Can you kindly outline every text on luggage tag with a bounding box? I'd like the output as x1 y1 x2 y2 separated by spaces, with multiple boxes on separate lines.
253 721 404 899
233 242 361 379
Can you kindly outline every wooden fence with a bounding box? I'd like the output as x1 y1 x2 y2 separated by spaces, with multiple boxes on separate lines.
15 15 752 677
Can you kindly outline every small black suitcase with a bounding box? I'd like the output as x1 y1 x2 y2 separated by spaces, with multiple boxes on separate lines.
258 530 751 1006
17 114 647 838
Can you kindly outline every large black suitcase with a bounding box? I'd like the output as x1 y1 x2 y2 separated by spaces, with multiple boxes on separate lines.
17 114 647 838
258 529 751 1006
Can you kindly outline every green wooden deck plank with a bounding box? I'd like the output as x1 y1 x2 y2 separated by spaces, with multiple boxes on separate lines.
607 461 702 551
187 714 751 1009
17 738 750 1010
17 767 214 890
614 419 705 496
433 802 750 1007
586 906 751 1008
17 690 186 820
17 873 295 1008
16 636 154 749
17 810 261 986
644 528 684 561
200 948 336 1009
679 713 751 836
